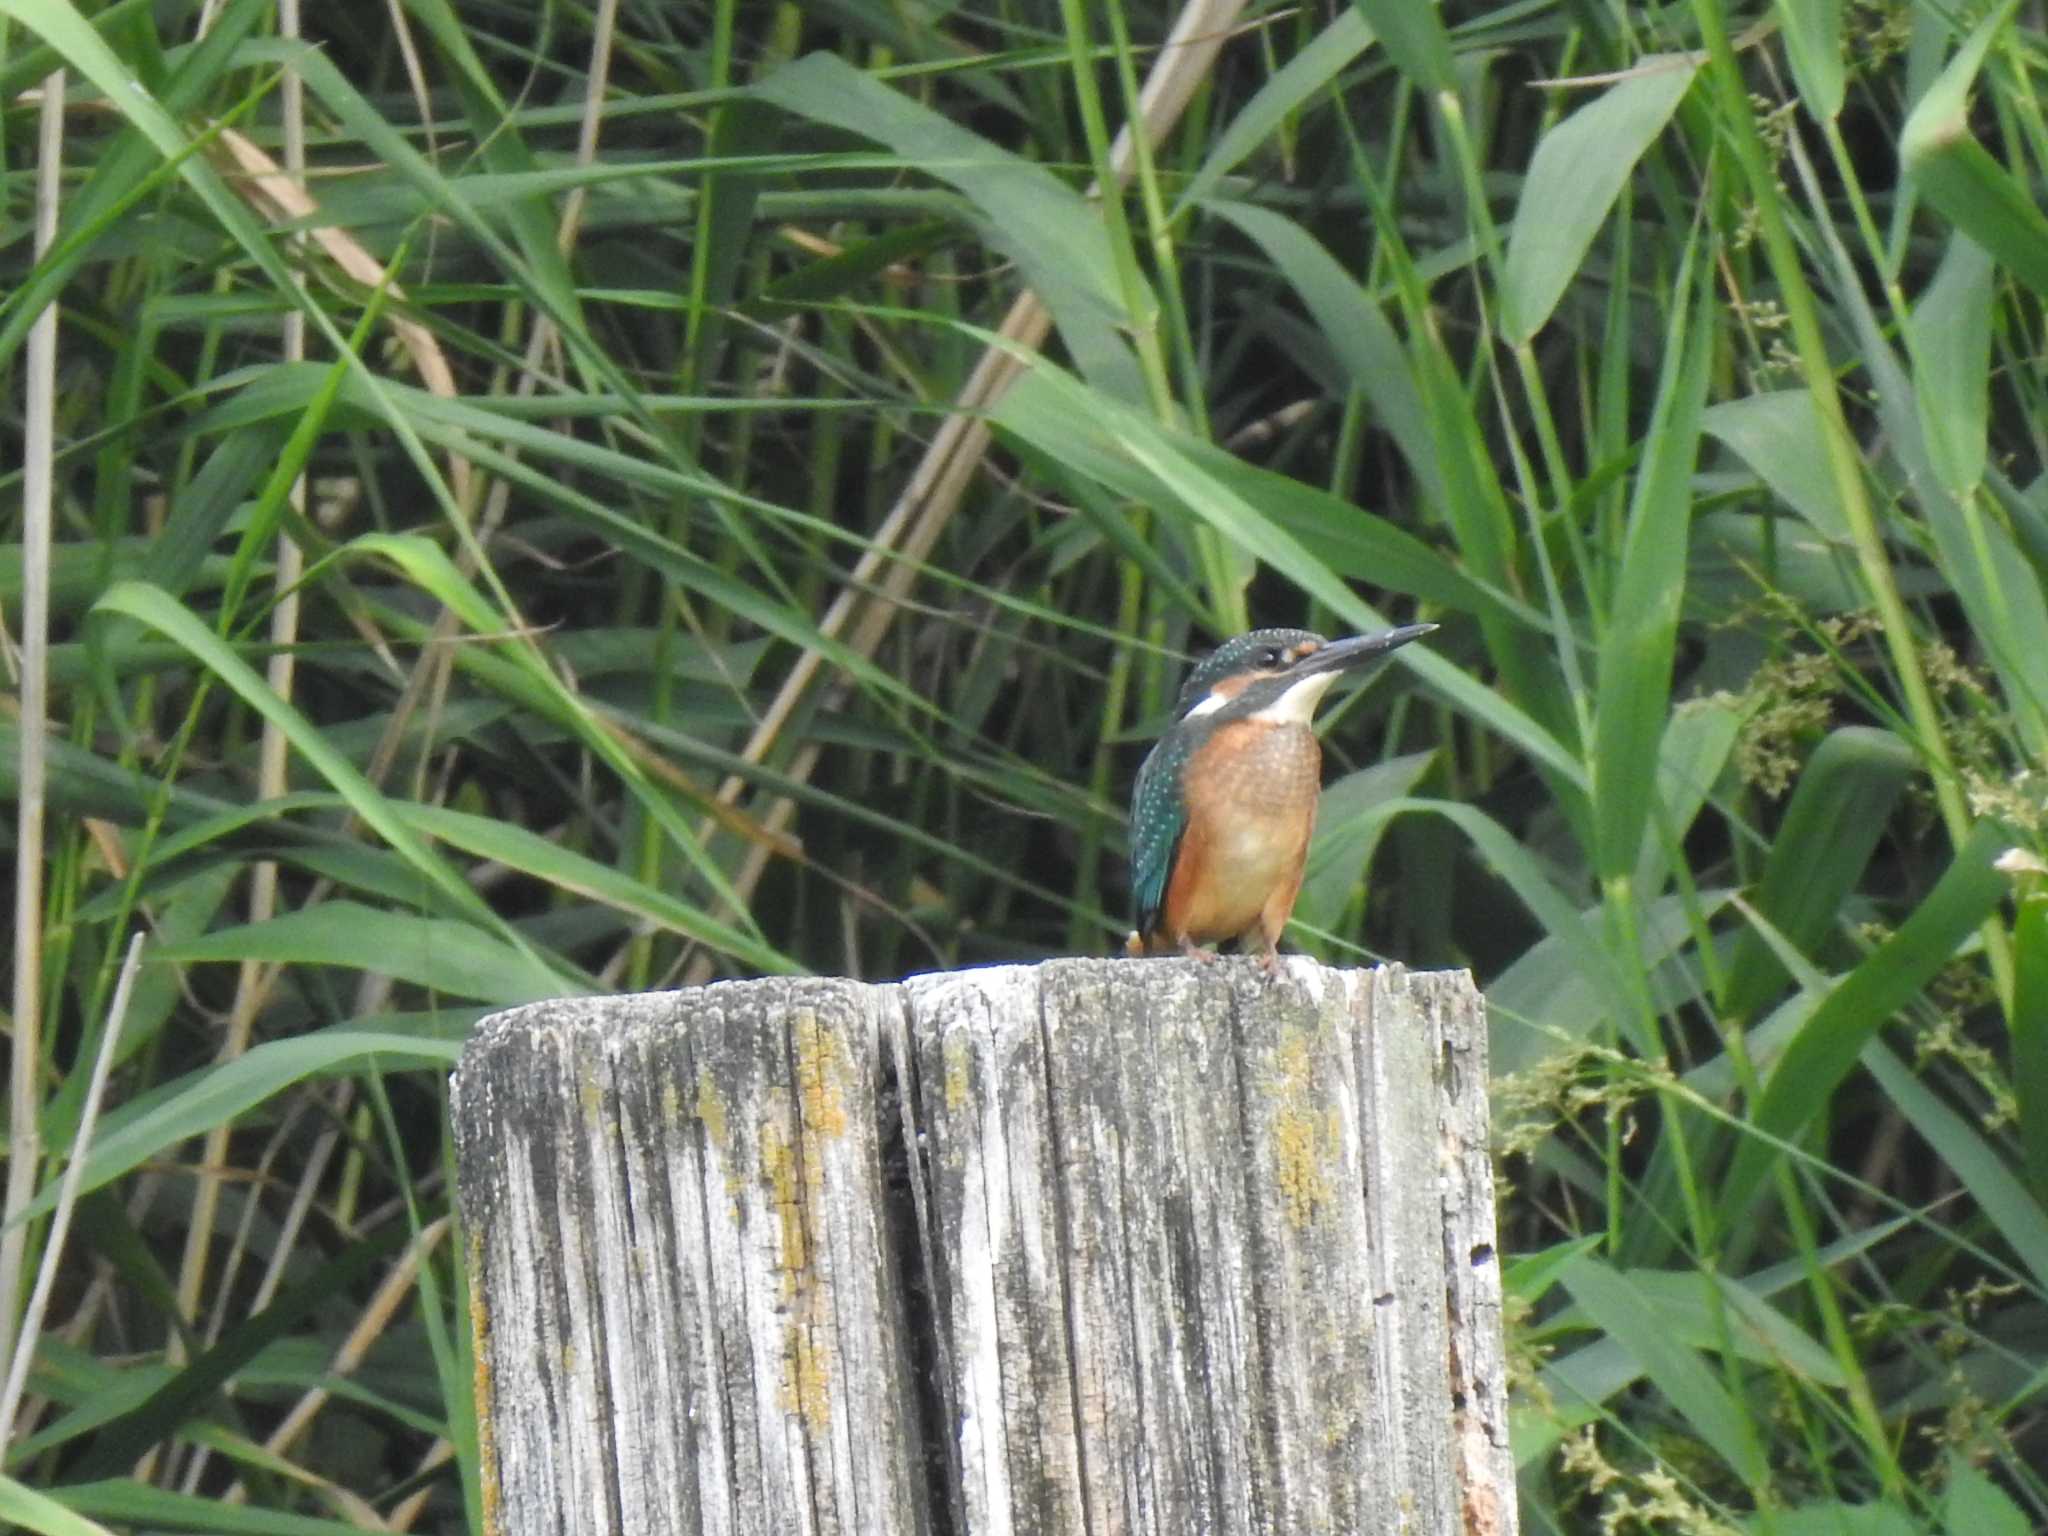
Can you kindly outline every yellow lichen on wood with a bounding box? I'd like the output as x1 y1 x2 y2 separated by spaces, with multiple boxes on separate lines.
694 1068 729 1149
945 1033 972 1113
760 1019 845 1433
466 1225 503 1536
780 1320 835 1431
792 1010 848 1138
1270 1029 1339 1229
760 1117 809 1289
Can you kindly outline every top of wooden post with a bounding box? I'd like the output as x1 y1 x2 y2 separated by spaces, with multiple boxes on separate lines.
453 957 1513 1536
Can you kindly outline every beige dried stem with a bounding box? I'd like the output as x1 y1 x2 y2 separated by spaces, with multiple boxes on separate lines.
0 933 144 1447
684 0 1253 980
0 67 66 1428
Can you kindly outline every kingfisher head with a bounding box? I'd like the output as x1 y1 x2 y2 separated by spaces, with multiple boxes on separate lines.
1172 624 1435 729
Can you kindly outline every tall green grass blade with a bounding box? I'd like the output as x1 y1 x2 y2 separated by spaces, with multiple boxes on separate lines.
1295 753 1435 932
1635 700 1742 897
1500 57 1697 344
162 904 573 1007
66 1220 413 1481
1550 1265 1846 1383
1701 392 1850 543
1765 1501 1921 1536
754 53 1145 397
94 581 559 970
0 1476 116 1536
1182 437 1525 624
991 359 1586 786
1900 0 2048 301
1179 11 1376 210
1808 195 2048 751
1558 1253 1768 1485
11 1032 460 1228
1862 1042 2048 1293
1905 234 1994 497
397 805 793 970
1349 0 1453 93
1492 891 1729 1075
1723 820 2012 1222
1205 199 1442 504
1593 238 1708 885
2014 890 2048 1193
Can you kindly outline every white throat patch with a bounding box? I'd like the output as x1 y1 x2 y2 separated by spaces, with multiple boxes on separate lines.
1181 668 1342 725
1249 669 1341 726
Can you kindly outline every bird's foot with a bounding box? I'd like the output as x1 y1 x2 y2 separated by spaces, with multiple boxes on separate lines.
1257 944 1285 983
1179 936 1218 964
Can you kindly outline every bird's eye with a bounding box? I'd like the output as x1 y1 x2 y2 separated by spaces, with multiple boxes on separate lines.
1259 646 1282 667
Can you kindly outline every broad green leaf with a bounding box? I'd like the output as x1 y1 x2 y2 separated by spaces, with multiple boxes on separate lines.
1522 1218 1910 1466
1547 1267 1846 1385
1774 0 1845 120
1940 1457 2033 1536
1702 392 1850 542
1182 436 1531 627
162 902 572 1007
399 804 800 975
1558 1255 1766 1485
1180 11 1376 210
1296 752 1435 931
1593 238 1708 883
1900 0 2048 300
1905 235 1994 496
1347 798 1638 1031
1501 56 1698 343
10 1031 461 1228
1505 1235 1604 1307
753 53 1144 397
1490 890 1729 1075
1723 819 2012 1221
1721 727 1918 1022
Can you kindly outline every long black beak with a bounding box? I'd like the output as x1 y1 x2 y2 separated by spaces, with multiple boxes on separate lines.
1289 623 1436 679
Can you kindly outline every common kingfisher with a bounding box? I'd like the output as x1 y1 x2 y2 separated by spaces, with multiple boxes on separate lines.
1125 624 1435 974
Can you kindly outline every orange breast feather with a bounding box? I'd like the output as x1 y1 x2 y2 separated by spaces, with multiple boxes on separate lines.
1159 720 1320 946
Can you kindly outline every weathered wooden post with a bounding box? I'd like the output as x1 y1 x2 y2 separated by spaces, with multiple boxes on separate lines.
452 958 1513 1536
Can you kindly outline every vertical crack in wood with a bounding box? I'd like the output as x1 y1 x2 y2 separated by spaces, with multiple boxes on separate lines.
1432 974 1516 1536
1035 970 1103 1536
1223 970 1280 1536
882 987 964 1536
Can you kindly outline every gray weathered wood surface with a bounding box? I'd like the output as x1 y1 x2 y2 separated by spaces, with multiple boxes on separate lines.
452 958 1512 1536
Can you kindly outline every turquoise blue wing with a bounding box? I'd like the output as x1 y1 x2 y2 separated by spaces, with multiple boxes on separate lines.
1128 735 1188 938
